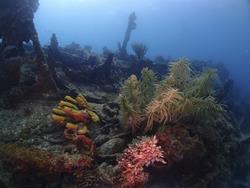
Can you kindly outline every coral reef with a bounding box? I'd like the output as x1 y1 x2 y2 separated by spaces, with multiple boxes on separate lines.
118 59 241 188
0 2 248 187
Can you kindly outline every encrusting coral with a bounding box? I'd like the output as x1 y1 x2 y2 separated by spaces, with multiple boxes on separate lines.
155 125 206 166
51 94 99 155
0 143 92 174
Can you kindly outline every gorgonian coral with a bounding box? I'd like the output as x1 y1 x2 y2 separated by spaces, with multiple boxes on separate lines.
144 88 184 132
139 68 156 109
119 74 142 132
185 68 217 98
117 136 166 188
119 69 156 133
161 58 191 91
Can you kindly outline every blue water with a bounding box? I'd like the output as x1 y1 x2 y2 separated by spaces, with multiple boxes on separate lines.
35 0 250 101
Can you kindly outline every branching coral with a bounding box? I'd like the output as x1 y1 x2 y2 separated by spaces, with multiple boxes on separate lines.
120 75 141 110
186 96 225 122
139 68 156 109
160 58 191 91
144 89 184 132
186 68 217 98
120 69 156 133
120 95 143 133
179 69 225 123
120 75 142 132
117 136 166 188
118 60 236 187
119 60 225 132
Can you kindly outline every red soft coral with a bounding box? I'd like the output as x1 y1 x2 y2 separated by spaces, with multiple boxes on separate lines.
117 136 166 188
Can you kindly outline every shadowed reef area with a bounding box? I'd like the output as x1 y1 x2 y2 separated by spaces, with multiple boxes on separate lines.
0 1 250 188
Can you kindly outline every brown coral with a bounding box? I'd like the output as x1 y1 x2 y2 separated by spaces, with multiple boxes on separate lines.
0 144 92 174
144 88 184 132
161 58 191 91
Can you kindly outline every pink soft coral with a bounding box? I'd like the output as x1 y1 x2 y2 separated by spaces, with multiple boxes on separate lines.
117 136 166 188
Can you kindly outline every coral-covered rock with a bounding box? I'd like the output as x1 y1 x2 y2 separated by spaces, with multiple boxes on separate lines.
98 138 125 155
156 126 206 166
0 144 92 174
97 162 118 185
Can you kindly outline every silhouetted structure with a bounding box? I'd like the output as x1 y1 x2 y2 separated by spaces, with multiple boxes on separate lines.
50 33 59 53
118 12 137 59
131 43 148 61
0 0 57 92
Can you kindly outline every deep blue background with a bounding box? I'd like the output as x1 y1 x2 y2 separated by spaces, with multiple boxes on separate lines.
35 0 250 101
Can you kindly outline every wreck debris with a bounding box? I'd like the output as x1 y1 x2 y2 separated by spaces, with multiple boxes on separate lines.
0 0 58 92
118 12 137 59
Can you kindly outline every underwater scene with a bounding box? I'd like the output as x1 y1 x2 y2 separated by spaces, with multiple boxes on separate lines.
0 0 250 187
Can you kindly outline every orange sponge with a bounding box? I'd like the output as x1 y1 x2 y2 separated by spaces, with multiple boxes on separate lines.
59 101 78 110
76 94 89 109
51 114 66 125
63 107 90 122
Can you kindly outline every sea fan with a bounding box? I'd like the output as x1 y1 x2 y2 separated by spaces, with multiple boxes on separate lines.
144 88 184 132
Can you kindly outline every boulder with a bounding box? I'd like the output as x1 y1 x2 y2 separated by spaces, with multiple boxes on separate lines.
98 138 125 155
